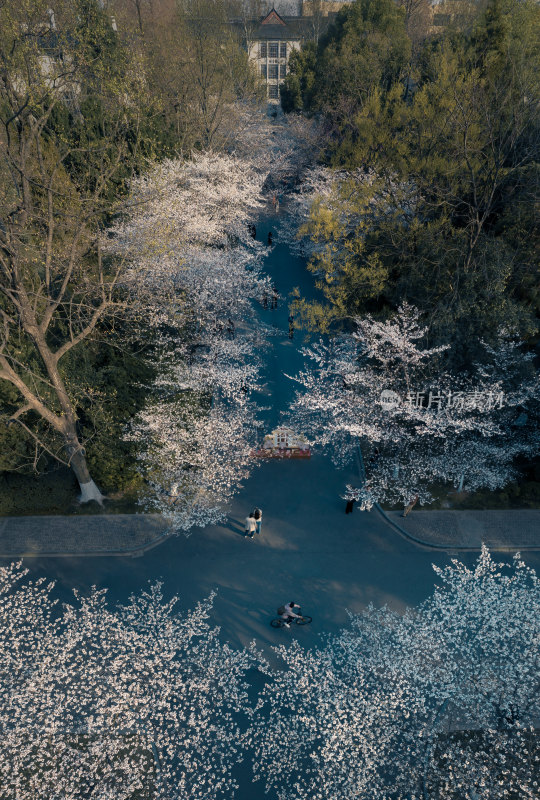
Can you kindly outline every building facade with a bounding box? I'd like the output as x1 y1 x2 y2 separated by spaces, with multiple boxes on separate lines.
246 8 309 101
235 3 350 102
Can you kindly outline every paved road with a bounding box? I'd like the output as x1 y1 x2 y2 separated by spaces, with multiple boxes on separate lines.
1 503 538 558
4 452 539 653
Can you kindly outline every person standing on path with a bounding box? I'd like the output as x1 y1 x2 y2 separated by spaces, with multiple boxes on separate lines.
267 231 273 246
288 314 294 339
402 494 419 517
253 507 262 534
245 512 256 539
271 285 278 309
345 498 355 514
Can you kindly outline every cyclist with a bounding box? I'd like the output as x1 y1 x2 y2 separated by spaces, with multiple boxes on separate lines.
281 601 302 628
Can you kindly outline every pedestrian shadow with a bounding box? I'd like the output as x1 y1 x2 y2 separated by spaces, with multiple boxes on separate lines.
220 517 246 537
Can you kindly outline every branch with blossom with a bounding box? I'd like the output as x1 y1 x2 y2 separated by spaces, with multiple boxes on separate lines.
107 152 275 531
287 305 539 508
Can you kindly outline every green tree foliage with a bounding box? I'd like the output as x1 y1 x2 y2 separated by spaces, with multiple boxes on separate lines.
290 0 539 358
281 0 410 156
280 43 317 114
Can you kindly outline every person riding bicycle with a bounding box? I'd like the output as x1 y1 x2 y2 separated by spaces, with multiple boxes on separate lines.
280 601 301 628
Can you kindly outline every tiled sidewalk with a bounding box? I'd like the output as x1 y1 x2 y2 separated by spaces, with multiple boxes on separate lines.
0 514 170 557
383 509 540 551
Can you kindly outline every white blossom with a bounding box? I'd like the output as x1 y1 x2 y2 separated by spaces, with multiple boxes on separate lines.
252 548 540 800
287 305 539 508
0 563 256 799
107 152 272 532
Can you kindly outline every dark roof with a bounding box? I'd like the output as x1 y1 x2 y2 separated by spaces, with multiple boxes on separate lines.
230 13 334 42
253 18 313 39
229 15 320 42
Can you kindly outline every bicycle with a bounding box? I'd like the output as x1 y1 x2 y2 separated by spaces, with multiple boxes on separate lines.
270 614 312 628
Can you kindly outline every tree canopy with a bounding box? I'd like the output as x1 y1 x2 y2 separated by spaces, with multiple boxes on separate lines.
282 0 540 358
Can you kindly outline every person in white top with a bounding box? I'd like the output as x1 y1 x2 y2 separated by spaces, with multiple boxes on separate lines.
281 601 301 627
245 513 256 539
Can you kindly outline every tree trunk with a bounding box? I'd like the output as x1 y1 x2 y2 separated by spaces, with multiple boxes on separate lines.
64 433 105 505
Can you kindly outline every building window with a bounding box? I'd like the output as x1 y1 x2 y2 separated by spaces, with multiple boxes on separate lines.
268 84 279 99
279 64 286 79
260 42 267 58
280 43 287 59
269 42 278 58
261 64 267 78
269 64 278 80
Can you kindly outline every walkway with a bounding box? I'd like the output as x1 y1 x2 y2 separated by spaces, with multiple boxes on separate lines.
0 500 538 557
382 508 540 551
0 513 169 557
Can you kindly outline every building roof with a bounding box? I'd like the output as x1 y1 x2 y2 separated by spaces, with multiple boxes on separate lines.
254 20 312 39
261 8 287 25
230 6 338 43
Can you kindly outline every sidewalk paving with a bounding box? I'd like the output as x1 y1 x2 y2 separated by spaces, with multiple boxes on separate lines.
0 506 538 557
383 508 540 551
0 514 170 557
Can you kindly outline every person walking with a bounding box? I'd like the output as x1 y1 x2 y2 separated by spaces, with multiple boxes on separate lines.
402 494 419 517
288 314 294 339
245 512 256 539
267 231 273 246
271 285 278 309
253 507 262 534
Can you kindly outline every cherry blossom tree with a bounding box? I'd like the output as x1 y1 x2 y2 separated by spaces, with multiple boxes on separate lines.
277 165 347 258
252 547 540 800
107 152 274 531
127 388 264 531
0 562 256 799
222 104 323 189
288 304 539 509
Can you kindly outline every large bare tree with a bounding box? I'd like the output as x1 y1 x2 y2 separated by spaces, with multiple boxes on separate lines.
0 0 151 502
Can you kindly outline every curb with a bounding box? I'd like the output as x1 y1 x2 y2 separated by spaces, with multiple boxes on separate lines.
372 504 540 553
